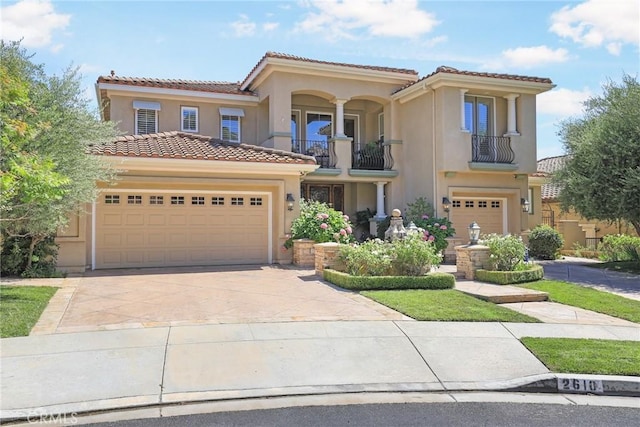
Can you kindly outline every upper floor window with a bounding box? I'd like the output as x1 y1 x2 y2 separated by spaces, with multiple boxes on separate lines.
464 96 494 136
220 108 244 143
133 101 161 135
181 106 198 132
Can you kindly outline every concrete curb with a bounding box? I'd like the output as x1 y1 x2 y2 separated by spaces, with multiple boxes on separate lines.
2 374 638 424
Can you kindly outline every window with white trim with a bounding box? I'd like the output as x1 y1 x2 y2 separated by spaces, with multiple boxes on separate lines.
181 106 198 132
219 108 244 143
464 95 494 135
135 109 157 134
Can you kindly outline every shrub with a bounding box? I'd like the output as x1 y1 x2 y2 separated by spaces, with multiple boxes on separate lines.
323 269 455 291
475 264 544 285
599 234 640 262
389 234 442 276
339 234 442 277
339 239 393 276
483 233 526 271
285 200 354 249
528 225 564 260
1 235 61 278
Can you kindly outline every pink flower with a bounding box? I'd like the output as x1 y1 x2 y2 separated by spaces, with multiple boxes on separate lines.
343 215 350 221
321 213 329 219
428 235 435 242
440 225 447 230
423 230 430 236
339 229 347 236
316 214 324 220
346 226 352 234
320 223 328 229
422 214 429 219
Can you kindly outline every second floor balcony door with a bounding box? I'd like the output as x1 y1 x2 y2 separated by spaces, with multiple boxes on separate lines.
465 96 493 136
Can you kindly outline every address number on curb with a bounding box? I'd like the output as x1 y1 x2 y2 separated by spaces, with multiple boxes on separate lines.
557 378 604 393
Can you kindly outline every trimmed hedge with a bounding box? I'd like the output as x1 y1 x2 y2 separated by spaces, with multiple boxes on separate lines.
475 264 544 285
323 269 455 291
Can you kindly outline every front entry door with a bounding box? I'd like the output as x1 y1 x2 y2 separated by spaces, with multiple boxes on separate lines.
302 183 344 212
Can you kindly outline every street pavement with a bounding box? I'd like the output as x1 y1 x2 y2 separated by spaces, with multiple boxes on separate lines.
1 260 639 424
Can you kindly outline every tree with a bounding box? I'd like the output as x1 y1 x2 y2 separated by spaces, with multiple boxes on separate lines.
555 74 640 236
0 41 118 274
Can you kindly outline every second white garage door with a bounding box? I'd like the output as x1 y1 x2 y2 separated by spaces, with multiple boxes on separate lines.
95 192 269 269
450 198 506 237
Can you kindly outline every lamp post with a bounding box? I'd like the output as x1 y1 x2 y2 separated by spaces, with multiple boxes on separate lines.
468 221 481 245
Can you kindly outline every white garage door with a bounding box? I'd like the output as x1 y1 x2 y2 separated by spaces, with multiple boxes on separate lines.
96 192 269 269
450 198 505 237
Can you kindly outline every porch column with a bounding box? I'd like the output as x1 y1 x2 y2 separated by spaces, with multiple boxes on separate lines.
374 181 387 219
333 98 348 137
459 89 468 131
505 94 520 136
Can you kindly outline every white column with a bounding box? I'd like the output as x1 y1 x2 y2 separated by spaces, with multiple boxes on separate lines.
374 181 387 219
333 98 347 137
505 94 520 135
459 89 468 131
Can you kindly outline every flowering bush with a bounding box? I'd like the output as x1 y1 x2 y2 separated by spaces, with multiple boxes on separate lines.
284 200 354 249
339 234 442 277
483 233 527 271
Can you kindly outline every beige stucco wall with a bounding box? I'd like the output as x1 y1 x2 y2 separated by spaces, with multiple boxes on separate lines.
55 211 88 273
544 201 638 237
106 94 260 144
527 185 542 230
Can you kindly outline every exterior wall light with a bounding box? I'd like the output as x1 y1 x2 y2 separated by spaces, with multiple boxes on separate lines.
521 198 530 213
286 193 295 211
442 197 451 213
468 221 481 245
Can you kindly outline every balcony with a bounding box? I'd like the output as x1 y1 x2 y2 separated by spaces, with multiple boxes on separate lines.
351 140 393 170
292 139 336 168
471 135 515 164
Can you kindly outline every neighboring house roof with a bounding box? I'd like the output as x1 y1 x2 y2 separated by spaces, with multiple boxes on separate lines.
90 131 317 165
95 75 251 95
537 155 568 201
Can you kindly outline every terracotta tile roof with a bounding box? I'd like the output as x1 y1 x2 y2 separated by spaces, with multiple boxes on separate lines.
241 51 419 88
537 155 568 201
90 131 316 165
96 75 253 96
395 65 553 93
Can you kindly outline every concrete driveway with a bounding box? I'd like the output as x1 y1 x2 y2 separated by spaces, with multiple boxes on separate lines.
29 265 410 334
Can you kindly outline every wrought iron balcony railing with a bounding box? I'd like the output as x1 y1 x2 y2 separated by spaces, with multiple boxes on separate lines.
351 140 393 170
292 139 336 168
471 135 514 164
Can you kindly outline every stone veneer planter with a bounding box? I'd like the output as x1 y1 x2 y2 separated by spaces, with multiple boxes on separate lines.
292 239 316 267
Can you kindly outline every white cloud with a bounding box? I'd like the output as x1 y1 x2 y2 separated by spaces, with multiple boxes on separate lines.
550 0 639 55
0 0 70 49
230 14 257 37
502 46 570 68
537 87 593 117
295 0 439 41
263 22 279 32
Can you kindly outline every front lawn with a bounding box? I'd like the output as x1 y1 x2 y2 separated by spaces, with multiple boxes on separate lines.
0 286 58 338
361 289 540 322
586 261 640 274
521 337 640 376
519 280 640 323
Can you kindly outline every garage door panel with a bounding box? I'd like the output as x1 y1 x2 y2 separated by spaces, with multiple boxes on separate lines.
451 198 505 237
96 192 269 269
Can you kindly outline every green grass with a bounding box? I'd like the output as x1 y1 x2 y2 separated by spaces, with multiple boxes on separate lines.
522 338 640 376
519 280 640 323
0 286 58 338
361 289 540 322
586 261 640 274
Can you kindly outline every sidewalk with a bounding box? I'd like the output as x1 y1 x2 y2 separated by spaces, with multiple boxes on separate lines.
1 321 639 423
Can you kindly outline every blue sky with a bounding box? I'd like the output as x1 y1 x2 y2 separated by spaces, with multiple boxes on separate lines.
2 0 638 160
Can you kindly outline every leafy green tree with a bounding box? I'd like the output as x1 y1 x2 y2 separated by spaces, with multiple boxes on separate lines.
0 41 118 273
555 74 640 236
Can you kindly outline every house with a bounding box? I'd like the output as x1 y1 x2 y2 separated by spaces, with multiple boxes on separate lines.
55 52 554 271
534 155 637 248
